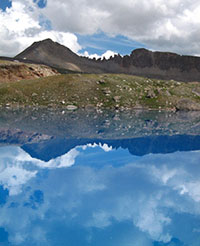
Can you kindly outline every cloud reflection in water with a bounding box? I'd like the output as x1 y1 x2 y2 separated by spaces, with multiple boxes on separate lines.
0 143 199 245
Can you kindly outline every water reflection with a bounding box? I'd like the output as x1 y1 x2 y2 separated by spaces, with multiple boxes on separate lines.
21 135 200 161
0 109 200 245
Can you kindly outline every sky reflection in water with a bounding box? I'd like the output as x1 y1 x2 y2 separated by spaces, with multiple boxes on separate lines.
0 140 200 245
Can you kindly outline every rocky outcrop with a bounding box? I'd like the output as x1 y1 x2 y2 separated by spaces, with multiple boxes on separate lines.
176 99 200 111
14 39 200 82
117 48 200 81
101 48 200 81
0 60 58 83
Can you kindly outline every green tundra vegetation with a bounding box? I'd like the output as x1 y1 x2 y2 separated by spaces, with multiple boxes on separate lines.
0 73 200 110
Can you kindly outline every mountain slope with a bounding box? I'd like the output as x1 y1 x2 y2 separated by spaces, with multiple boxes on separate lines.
15 39 106 73
15 39 200 81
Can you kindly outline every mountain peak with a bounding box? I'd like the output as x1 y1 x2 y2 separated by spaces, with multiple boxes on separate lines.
33 38 60 48
41 38 54 43
15 38 82 71
36 38 56 45
14 39 200 81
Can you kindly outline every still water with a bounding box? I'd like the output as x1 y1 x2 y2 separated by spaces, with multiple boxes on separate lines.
0 108 200 246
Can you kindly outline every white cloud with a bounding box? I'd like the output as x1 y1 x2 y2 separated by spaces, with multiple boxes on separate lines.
0 146 79 195
0 145 200 245
41 0 200 55
0 0 82 56
151 165 178 184
175 182 200 202
0 166 37 195
35 148 79 169
133 199 171 242
83 142 113 151
1 0 200 57
81 50 117 60
99 143 113 152
88 210 112 228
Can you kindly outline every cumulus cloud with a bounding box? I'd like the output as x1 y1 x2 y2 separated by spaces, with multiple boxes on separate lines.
0 166 37 196
0 145 200 245
35 148 79 169
82 143 113 151
41 0 200 55
2 0 200 57
0 146 79 195
81 50 117 60
0 142 114 197
1 0 200 57
0 0 81 56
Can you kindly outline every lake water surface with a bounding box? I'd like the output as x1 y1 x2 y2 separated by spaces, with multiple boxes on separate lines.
0 108 200 245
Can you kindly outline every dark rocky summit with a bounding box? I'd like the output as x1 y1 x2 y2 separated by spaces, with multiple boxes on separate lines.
15 38 107 73
15 38 200 82
123 49 200 81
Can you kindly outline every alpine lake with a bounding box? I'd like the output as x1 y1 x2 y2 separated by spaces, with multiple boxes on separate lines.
0 107 200 246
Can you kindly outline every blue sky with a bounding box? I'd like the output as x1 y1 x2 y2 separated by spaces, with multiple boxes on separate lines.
0 0 200 57
33 0 46 8
0 0 12 11
77 33 145 56
0 0 145 57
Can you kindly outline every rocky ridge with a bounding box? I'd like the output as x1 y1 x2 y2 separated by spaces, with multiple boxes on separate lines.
15 39 200 82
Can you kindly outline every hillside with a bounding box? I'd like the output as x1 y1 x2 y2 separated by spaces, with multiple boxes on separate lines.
15 38 200 82
15 39 107 73
0 59 58 83
1 39 200 111
0 73 200 110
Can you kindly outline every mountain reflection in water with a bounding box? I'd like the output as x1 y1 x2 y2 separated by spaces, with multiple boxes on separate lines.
0 109 200 246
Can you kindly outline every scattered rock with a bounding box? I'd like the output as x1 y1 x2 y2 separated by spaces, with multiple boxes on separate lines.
113 96 121 102
145 89 156 98
66 105 78 110
192 89 200 97
113 115 120 120
133 103 144 109
176 99 200 111
85 104 94 110
165 90 171 97
96 102 103 107
32 93 38 97
98 80 106 85
102 88 111 96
